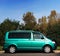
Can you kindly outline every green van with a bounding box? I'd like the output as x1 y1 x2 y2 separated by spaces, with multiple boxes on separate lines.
3 30 57 53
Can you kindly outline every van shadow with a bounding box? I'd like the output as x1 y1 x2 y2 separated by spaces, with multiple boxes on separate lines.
16 50 43 53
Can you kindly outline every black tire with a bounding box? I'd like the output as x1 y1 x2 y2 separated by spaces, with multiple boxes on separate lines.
8 46 16 53
43 45 53 53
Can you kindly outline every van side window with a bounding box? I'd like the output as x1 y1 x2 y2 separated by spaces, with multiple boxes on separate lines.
8 32 31 39
33 33 43 39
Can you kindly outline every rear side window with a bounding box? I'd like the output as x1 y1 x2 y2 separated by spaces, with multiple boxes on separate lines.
8 32 31 39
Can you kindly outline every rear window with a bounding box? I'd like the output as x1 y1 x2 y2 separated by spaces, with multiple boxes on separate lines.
8 32 31 39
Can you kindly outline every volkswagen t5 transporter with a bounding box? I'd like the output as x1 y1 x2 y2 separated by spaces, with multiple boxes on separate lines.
3 30 57 53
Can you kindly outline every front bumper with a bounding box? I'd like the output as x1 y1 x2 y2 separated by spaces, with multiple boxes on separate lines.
54 44 57 50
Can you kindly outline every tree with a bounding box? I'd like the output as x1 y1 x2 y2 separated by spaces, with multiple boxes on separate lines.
50 10 56 17
47 10 57 36
0 18 19 45
38 16 48 35
47 10 60 45
23 12 36 30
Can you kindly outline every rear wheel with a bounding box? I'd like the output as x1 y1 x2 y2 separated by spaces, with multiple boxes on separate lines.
43 46 52 53
9 46 16 53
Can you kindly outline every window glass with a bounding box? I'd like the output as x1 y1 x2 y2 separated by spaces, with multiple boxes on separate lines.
8 32 31 39
33 33 43 39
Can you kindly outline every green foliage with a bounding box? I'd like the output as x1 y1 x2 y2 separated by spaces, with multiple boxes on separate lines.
46 10 60 46
0 18 19 45
38 16 48 35
57 46 60 50
23 12 36 30
0 46 3 51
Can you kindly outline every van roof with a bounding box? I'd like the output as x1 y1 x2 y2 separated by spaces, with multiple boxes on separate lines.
9 30 34 32
8 30 40 33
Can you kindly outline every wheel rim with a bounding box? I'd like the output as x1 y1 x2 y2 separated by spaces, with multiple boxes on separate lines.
44 46 51 53
9 46 16 53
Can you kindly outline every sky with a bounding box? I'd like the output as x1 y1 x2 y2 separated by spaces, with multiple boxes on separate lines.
0 0 60 23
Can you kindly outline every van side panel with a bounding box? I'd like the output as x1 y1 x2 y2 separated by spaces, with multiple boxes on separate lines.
4 32 33 50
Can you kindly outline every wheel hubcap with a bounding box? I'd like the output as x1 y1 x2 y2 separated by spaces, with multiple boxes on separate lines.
9 46 15 53
44 46 50 53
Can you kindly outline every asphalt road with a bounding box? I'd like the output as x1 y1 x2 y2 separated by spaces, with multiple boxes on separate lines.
0 51 60 56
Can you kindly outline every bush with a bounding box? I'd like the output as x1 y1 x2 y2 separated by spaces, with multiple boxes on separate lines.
0 46 3 51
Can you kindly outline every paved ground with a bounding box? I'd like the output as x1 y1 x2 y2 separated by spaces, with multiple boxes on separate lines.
0 50 60 56
1 53 60 56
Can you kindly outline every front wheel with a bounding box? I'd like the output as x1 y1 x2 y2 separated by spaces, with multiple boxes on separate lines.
43 46 53 53
9 46 16 53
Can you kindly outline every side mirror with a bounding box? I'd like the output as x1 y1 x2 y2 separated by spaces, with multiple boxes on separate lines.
41 37 44 39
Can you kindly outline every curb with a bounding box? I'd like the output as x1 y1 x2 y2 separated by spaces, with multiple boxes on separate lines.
54 50 60 53
0 51 4 54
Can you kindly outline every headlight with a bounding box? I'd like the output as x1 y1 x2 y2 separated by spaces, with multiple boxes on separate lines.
52 41 55 44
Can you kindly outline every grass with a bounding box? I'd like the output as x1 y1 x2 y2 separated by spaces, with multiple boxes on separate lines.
57 46 60 50
0 46 3 51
